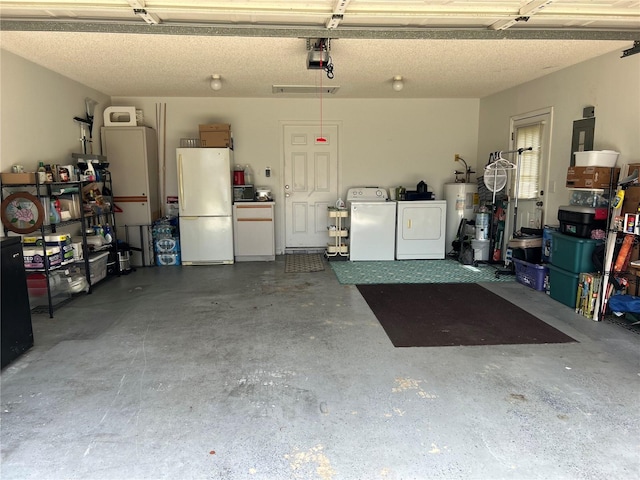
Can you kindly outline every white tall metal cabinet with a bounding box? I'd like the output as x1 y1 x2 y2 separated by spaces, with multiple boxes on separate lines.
395 200 447 259
101 126 160 266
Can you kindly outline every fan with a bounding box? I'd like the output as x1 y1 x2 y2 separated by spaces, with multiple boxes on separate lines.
483 165 508 203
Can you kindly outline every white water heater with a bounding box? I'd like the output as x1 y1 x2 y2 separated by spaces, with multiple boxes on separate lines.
444 183 479 254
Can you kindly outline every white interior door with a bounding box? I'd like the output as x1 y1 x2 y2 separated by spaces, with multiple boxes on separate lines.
283 124 339 249
507 108 552 235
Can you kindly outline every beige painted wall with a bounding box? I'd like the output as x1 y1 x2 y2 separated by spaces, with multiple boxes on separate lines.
110 96 480 253
0 50 111 170
4 47 637 253
478 50 640 226
0 50 111 238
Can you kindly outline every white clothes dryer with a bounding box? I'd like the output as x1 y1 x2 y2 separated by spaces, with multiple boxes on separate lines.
395 200 447 259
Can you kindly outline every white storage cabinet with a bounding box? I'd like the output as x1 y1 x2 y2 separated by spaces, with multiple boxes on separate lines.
233 203 275 261
101 126 159 266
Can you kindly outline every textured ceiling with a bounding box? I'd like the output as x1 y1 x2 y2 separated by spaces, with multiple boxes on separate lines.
0 1 638 98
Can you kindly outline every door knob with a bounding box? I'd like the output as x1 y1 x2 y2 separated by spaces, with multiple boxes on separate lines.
285 193 291 198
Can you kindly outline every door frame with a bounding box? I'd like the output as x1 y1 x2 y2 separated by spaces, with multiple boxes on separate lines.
505 107 553 236
279 120 342 253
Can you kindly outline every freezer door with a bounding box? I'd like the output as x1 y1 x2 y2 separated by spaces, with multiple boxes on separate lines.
177 148 233 217
179 216 234 265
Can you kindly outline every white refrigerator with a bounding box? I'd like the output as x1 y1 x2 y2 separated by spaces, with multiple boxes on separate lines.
177 148 234 264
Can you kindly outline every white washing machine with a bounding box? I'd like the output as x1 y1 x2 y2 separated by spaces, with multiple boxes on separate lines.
396 200 447 259
347 187 396 261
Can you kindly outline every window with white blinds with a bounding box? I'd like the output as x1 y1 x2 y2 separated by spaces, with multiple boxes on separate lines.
515 123 542 199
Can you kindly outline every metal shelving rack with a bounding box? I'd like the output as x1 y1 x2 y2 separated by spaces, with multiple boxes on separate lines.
1 171 118 318
326 207 349 257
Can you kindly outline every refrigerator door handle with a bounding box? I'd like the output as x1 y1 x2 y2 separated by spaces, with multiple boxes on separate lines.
178 154 185 211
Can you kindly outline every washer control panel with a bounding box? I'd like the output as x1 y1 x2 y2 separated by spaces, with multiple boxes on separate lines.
346 187 389 201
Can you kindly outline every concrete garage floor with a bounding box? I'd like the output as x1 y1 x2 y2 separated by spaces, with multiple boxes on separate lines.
1 257 639 480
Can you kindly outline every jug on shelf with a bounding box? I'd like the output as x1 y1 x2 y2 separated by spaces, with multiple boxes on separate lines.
233 165 245 185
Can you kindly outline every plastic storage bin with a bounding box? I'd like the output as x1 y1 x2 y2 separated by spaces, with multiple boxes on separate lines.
79 252 109 285
574 150 619 167
471 239 490 261
547 263 580 309
508 237 542 264
26 271 73 307
513 259 549 291
26 272 48 297
550 231 602 273
557 205 607 238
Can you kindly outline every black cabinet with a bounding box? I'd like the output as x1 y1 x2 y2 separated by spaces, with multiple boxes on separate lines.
1 237 34 368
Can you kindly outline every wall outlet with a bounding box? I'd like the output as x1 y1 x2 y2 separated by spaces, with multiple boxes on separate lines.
266 167 271 177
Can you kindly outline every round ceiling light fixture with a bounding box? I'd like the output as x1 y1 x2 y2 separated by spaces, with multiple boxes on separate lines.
392 75 404 92
210 74 222 91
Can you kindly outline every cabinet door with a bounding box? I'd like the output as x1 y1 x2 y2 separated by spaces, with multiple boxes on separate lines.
102 127 151 197
233 205 275 258
102 127 159 220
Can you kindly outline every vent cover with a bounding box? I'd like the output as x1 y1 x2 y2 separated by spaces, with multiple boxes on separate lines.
272 85 340 94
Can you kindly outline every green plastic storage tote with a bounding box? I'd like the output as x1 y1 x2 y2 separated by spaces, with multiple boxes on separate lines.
549 231 602 274
547 263 580 309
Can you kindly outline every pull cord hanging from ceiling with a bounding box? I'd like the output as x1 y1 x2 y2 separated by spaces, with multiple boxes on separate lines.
317 39 327 143
312 38 334 143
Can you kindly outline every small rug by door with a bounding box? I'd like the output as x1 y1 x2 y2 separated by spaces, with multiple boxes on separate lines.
357 283 576 347
285 254 325 273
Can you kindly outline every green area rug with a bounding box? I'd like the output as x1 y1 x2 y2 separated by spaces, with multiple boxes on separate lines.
330 259 515 284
